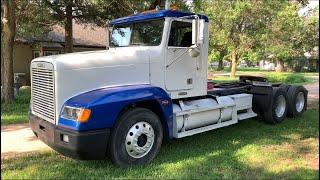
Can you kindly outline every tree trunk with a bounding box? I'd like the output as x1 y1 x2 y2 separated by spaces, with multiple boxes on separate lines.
230 50 237 78
1 0 16 103
276 59 284 72
217 48 227 71
217 59 223 71
64 2 73 53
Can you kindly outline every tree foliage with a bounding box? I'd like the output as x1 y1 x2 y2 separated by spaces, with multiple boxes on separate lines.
193 0 318 75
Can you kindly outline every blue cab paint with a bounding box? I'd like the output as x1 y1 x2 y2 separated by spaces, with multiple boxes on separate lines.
110 10 209 25
58 85 174 139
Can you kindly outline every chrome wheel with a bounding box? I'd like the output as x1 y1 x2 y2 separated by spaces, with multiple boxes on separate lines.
125 121 154 158
295 92 305 113
275 95 286 118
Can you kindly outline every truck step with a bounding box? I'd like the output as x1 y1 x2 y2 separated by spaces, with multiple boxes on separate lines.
238 109 257 121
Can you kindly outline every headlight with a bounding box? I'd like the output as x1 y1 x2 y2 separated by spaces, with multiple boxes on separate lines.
61 106 91 123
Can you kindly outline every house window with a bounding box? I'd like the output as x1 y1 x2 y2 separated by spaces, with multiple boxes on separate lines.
33 50 40 58
43 51 60 56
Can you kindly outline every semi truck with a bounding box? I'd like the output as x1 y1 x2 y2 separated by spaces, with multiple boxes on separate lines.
29 8 308 168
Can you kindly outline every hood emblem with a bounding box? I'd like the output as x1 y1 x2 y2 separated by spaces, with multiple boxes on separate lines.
37 63 44 68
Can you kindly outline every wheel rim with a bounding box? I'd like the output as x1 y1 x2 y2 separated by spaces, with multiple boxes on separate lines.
296 92 305 113
125 121 154 158
275 95 286 118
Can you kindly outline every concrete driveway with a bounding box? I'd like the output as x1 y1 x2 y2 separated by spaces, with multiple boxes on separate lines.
1 123 51 158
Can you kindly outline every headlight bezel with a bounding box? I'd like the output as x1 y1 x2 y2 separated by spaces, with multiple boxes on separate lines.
61 106 91 123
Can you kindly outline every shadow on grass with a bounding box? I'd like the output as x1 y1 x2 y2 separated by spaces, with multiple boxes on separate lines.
2 109 319 179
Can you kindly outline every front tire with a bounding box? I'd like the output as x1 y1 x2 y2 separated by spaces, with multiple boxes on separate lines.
108 108 163 168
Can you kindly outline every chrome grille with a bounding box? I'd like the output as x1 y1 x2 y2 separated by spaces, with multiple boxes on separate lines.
31 63 55 123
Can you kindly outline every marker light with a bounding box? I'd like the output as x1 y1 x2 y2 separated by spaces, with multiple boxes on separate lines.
61 106 91 123
77 109 91 123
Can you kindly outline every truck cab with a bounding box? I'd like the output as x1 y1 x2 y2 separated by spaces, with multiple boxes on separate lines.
29 9 308 167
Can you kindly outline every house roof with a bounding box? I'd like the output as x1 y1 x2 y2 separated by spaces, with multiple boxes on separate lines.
16 20 107 47
110 9 209 25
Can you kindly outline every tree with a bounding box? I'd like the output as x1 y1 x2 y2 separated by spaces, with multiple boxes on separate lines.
266 2 305 72
15 1 54 38
1 0 55 103
1 0 16 103
40 0 138 53
194 0 275 77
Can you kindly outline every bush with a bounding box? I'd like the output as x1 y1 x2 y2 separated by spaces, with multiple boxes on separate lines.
1 87 30 124
267 73 308 84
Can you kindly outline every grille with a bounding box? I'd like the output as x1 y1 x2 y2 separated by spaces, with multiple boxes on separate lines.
31 63 55 123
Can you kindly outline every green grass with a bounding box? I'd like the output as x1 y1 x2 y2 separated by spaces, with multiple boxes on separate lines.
1 87 31 125
2 108 319 179
209 69 318 85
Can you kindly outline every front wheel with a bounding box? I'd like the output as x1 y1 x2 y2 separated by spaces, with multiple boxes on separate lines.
108 108 163 168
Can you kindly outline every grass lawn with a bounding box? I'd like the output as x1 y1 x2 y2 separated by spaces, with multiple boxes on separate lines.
209 68 318 85
1 106 318 179
1 87 30 125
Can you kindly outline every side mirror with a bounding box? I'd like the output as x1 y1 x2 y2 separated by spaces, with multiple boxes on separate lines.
188 47 200 58
192 16 204 47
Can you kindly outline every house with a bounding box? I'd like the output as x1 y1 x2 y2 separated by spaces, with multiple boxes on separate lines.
13 21 107 85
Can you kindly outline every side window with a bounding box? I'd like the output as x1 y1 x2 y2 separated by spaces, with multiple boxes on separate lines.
168 21 192 47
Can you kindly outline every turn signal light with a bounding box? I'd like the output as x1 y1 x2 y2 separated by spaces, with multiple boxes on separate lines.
77 109 91 123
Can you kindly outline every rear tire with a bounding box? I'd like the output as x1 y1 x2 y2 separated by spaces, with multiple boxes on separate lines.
287 85 307 117
263 87 288 124
108 108 163 168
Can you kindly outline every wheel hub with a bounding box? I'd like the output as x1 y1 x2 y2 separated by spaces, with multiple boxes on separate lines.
275 95 286 118
125 122 154 158
295 92 305 113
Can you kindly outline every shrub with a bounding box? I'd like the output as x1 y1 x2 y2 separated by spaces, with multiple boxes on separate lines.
267 73 308 84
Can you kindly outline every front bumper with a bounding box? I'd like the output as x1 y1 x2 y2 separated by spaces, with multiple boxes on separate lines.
29 112 110 160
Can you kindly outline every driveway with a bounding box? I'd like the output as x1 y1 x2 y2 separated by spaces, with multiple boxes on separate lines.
304 81 319 101
1 124 51 158
1 81 319 159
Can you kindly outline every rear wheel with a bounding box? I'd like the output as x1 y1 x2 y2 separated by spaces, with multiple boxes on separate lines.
287 86 307 117
108 108 163 168
263 87 288 124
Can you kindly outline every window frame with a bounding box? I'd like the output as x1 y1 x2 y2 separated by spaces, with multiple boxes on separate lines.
32 50 41 59
167 18 193 49
110 18 165 47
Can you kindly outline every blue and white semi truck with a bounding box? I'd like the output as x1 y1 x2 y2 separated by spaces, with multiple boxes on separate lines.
29 8 308 167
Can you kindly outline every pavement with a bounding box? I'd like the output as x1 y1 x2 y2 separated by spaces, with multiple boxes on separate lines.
304 76 319 100
1 80 319 159
1 123 51 159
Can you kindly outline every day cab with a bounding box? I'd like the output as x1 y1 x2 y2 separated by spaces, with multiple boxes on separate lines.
29 9 308 167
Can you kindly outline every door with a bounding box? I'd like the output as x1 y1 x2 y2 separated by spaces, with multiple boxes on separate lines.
165 20 198 91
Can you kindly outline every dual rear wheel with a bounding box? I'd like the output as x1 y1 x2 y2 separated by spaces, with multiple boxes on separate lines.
262 85 307 124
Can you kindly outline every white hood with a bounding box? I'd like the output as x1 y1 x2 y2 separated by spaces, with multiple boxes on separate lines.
31 47 151 123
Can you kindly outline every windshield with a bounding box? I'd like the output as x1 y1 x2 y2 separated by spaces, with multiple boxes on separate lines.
110 19 164 47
